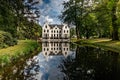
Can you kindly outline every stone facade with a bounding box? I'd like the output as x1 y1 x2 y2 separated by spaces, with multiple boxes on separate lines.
42 23 70 39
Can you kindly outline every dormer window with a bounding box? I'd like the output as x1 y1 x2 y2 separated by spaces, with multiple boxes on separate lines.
45 26 47 28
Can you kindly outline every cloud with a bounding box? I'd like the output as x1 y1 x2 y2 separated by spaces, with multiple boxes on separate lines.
45 16 53 23
39 15 53 25
38 0 69 25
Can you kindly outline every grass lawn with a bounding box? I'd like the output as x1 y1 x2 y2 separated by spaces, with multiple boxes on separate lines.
75 38 120 53
71 38 80 42
0 40 39 66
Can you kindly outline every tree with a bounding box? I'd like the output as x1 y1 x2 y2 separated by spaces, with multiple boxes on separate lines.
0 0 17 37
111 0 119 40
17 18 42 40
0 0 42 40
82 13 97 39
70 27 76 38
94 1 112 38
61 0 98 39
95 0 119 40
61 0 82 39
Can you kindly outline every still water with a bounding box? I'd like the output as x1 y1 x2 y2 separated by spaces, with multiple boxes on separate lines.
0 42 120 80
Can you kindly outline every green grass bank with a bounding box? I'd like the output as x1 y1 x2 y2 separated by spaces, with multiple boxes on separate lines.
0 40 39 67
74 38 120 53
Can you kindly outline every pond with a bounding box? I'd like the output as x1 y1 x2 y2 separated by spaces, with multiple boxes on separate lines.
0 42 120 80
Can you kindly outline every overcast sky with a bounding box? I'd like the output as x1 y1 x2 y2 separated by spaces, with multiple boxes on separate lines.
38 0 69 25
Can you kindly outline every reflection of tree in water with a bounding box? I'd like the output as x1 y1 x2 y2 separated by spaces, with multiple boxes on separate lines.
23 56 40 80
0 44 42 80
0 53 39 80
70 43 77 51
61 46 120 80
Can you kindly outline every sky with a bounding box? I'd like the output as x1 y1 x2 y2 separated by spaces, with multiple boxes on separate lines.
38 0 69 25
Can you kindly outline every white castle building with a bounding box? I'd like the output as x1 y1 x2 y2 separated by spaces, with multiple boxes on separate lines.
42 23 70 42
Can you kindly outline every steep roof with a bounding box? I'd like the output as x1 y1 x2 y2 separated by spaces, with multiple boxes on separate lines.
48 24 64 29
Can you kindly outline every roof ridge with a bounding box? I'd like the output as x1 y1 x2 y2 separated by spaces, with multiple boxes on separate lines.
48 24 64 29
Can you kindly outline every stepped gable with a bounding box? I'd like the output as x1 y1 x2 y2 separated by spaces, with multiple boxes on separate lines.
48 24 64 29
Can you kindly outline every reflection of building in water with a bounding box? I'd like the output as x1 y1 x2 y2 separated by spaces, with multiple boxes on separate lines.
42 43 70 59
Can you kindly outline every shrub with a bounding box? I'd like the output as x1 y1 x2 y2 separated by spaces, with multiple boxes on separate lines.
0 31 17 49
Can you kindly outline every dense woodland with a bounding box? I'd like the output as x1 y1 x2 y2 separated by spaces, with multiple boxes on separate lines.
1 0 120 48
0 0 42 48
62 0 120 40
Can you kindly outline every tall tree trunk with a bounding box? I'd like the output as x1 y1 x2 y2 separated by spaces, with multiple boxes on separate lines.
76 23 80 39
86 28 89 39
112 0 119 40
75 0 84 39
75 0 80 39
